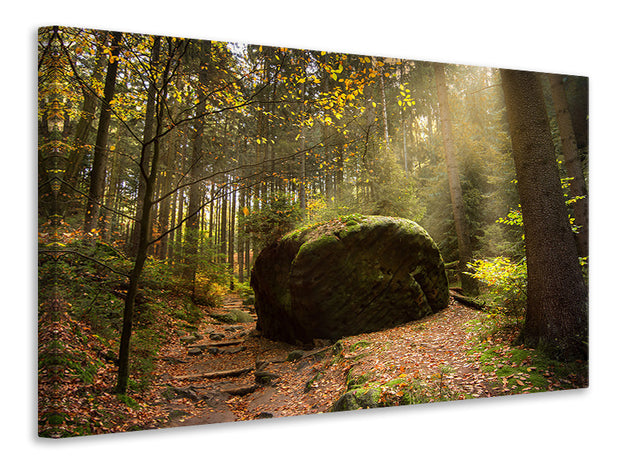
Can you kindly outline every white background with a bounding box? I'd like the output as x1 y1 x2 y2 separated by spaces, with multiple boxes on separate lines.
4 1 617 463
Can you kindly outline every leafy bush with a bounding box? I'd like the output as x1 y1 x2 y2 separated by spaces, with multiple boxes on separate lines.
240 193 303 248
467 256 527 316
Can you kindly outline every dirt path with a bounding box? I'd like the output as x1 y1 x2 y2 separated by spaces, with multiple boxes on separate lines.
151 295 498 429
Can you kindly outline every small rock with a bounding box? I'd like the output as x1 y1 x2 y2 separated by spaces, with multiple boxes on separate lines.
180 335 196 344
207 347 219 355
188 347 202 356
221 346 246 355
255 370 280 385
255 412 273 419
171 386 201 401
331 388 382 412
209 333 225 341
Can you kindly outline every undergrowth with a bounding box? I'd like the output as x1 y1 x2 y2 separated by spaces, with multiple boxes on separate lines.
38 238 234 437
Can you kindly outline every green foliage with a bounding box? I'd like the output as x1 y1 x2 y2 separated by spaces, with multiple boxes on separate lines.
241 192 303 248
128 328 163 391
497 206 523 228
467 256 527 316
477 222 524 258
171 300 204 327
141 258 184 291
469 335 588 394
212 309 254 324
493 175 587 254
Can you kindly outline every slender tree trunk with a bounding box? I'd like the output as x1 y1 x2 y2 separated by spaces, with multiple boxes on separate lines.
168 188 178 262
238 187 246 282
173 186 184 262
183 41 211 288
116 37 181 393
299 75 307 214
228 186 236 272
128 37 161 256
501 69 588 361
84 31 122 241
548 73 589 258
434 62 477 294
402 111 408 173
379 69 390 150
209 182 215 239
64 36 107 195
100 132 122 242
157 143 173 260
220 179 228 258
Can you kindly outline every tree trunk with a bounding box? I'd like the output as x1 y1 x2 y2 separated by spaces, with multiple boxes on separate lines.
238 187 246 282
157 142 173 260
433 62 477 295
116 37 179 393
548 73 589 258
299 76 307 214
220 179 228 258
379 69 390 150
228 185 236 270
183 41 211 288
83 31 122 242
501 69 588 361
64 35 108 195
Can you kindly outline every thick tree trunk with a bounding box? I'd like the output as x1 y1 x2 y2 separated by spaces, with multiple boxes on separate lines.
501 69 588 361
433 62 477 295
83 31 122 241
548 73 589 258
565 76 589 151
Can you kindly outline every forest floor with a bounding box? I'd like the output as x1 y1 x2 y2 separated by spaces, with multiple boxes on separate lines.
145 293 588 430
38 292 588 437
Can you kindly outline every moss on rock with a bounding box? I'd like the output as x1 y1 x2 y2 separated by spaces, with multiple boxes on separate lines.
251 215 449 344
331 387 383 412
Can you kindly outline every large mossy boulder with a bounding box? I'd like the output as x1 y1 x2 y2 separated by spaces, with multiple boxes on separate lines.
250 215 449 344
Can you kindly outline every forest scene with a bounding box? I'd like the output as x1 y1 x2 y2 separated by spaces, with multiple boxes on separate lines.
38 25 589 438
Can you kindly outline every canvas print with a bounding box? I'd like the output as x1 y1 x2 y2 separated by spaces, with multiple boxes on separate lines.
38 26 589 438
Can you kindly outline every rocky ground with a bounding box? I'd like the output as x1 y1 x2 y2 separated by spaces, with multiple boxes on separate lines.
150 294 506 430
39 291 587 437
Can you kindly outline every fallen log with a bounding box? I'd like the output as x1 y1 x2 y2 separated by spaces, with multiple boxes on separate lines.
222 384 259 396
187 338 245 350
172 366 252 382
449 290 485 310
256 345 333 368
